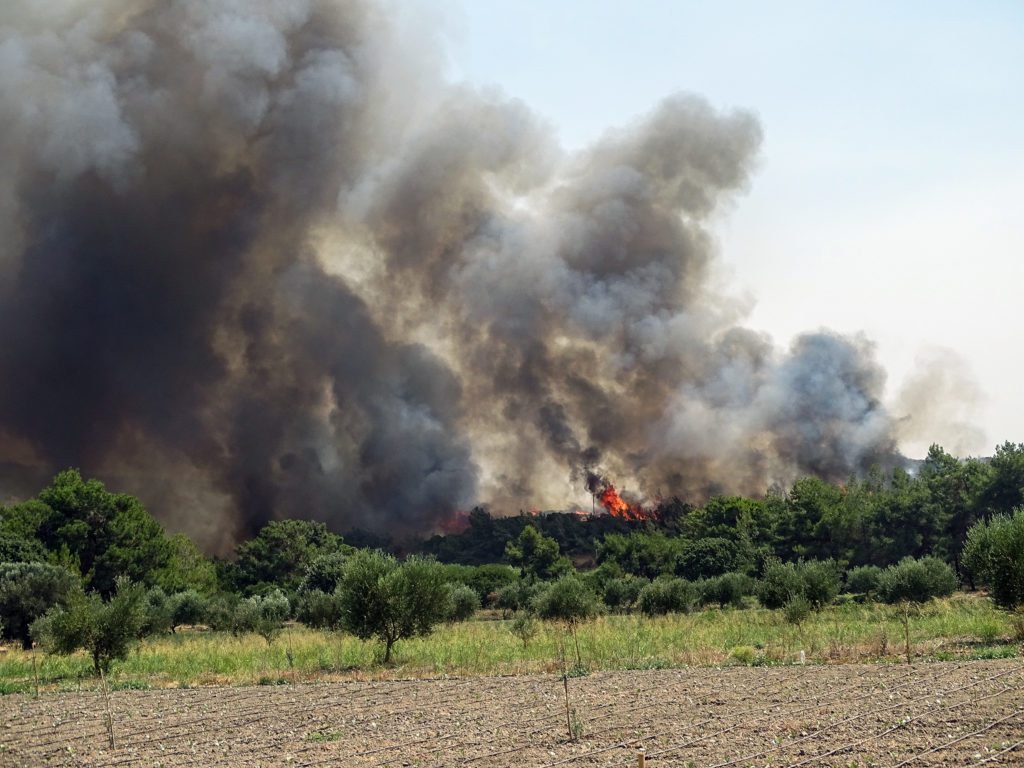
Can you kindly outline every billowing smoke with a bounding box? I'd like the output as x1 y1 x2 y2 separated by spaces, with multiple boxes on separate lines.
0 0 906 552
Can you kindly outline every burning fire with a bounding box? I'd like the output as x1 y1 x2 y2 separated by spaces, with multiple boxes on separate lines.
596 483 654 521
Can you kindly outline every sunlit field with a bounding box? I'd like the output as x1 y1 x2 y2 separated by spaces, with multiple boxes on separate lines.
1 593 1018 694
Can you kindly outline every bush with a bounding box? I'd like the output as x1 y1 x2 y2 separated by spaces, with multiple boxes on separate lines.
845 565 883 597
509 613 538 647
638 577 699 616
168 590 207 631
204 593 241 633
783 594 812 625
0 562 79 649
446 583 480 622
533 576 599 625
141 586 173 636
877 556 958 605
963 510 1024 610
494 580 541 616
800 560 841 609
699 572 753 608
295 589 344 630
240 589 290 645
298 552 349 594
757 561 804 610
757 560 839 611
32 577 146 674
337 551 450 663
602 576 647 613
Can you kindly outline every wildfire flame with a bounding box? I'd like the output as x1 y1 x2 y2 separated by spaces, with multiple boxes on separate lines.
596 483 654 521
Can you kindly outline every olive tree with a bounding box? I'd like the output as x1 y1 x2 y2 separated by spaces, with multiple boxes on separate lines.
963 510 1024 610
0 562 78 649
32 577 146 674
336 551 449 663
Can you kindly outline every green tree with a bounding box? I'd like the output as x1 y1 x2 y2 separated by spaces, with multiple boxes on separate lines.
233 590 290 645
234 519 348 594
0 562 79 649
533 575 599 668
638 577 699 616
675 537 745 580
336 551 450 663
0 500 50 563
980 442 1024 516
845 565 883 598
35 470 171 595
33 577 146 674
876 556 958 605
596 532 681 579
153 534 217 595
168 590 208 632
505 525 571 581
602 575 647 613
963 510 1024 610
445 583 480 622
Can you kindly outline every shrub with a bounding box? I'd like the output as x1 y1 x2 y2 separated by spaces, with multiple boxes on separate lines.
963 510 1024 610
298 551 349 594
699 572 753 608
242 589 290 645
533 576 599 625
800 560 841 609
494 580 541 616
783 594 812 626
845 565 883 597
509 613 538 647
168 590 207 631
638 577 699 616
32 577 146 674
602 576 647 613
0 562 79 649
204 593 241 633
337 551 450 663
730 645 757 665
877 556 958 605
757 561 804 610
757 559 839 610
446 583 481 622
141 586 173 636
295 589 344 630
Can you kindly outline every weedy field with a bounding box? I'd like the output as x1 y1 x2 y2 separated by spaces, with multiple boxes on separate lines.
2 595 1022 767
0 594 1018 692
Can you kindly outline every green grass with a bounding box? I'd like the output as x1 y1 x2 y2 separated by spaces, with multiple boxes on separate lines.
1 593 1018 693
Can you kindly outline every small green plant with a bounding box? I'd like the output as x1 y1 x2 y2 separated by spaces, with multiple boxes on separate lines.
509 614 538 648
729 645 757 665
783 594 812 626
569 708 584 741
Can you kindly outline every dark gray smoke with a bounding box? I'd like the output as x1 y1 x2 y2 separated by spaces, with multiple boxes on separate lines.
0 0 903 551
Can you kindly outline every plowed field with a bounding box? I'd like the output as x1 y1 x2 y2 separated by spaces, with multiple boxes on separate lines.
3 659 1022 767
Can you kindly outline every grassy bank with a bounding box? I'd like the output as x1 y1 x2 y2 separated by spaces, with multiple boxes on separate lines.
1 593 1019 694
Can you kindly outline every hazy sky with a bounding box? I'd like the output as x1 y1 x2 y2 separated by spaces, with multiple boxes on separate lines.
430 0 1023 458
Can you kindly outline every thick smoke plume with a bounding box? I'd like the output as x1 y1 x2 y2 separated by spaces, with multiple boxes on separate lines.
0 0 906 552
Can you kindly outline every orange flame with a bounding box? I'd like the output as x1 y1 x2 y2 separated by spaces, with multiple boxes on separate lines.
597 484 654 521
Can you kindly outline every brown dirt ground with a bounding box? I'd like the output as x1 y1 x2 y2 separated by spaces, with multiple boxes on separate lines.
2 659 1022 767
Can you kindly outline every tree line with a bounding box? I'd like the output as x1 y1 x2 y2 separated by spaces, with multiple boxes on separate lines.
2 442 1024 672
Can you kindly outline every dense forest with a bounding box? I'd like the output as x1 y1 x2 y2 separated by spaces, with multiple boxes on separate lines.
1 442 1022 596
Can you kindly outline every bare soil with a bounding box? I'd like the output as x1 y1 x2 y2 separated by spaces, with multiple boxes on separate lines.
2 659 1022 767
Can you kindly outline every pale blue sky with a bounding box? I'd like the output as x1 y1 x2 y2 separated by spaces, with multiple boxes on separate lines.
432 0 1024 456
